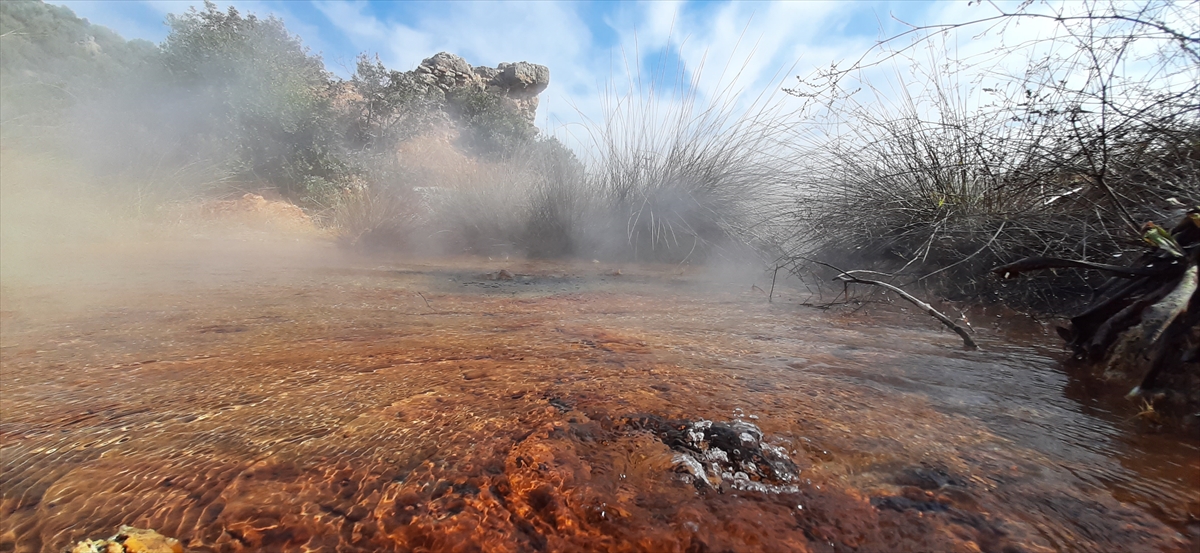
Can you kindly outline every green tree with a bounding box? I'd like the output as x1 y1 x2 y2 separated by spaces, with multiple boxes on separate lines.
447 86 537 159
159 1 342 197
343 54 445 151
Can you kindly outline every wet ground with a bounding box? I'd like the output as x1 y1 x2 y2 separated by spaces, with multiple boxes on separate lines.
1 237 1198 552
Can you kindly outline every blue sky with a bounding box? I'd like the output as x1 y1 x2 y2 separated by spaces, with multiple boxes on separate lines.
54 1 969 132
55 1 937 75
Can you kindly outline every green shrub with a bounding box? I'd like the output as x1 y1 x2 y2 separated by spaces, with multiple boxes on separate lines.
342 55 445 151
447 87 537 159
159 1 346 200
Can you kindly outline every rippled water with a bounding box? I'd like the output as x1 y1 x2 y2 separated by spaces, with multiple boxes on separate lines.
1 240 1197 552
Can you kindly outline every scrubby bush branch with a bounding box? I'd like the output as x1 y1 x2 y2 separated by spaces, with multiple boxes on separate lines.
781 0 1199 311
786 0 1198 102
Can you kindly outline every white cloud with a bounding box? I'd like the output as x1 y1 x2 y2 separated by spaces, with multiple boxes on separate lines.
316 0 884 154
66 0 1186 158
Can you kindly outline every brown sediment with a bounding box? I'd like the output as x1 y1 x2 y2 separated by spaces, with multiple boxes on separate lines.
1 241 1197 552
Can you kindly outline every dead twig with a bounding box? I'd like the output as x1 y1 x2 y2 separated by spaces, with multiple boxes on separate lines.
805 258 979 350
917 222 1006 282
835 274 980 350
992 257 1175 279
769 264 781 303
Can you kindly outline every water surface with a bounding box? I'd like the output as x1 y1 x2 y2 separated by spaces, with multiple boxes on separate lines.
1 240 1196 552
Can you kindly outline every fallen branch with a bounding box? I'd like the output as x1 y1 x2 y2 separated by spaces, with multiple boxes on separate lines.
803 257 979 350
415 291 433 311
833 273 979 350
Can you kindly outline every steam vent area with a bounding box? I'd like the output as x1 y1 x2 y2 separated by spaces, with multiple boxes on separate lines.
3 1 1200 551
1 234 1197 553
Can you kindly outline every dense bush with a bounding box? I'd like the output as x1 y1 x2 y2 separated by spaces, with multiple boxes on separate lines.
405 136 587 257
447 87 538 159
341 55 446 151
159 1 346 200
782 0 1200 310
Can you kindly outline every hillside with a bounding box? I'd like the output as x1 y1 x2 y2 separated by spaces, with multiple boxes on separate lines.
0 0 157 129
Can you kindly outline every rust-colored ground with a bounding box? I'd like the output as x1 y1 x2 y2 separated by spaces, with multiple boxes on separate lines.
1 238 1197 552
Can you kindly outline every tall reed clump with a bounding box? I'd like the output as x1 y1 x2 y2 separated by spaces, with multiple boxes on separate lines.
326 159 421 252
782 0 1200 311
330 133 589 258
420 137 588 258
334 54 804 263
577 57 800 263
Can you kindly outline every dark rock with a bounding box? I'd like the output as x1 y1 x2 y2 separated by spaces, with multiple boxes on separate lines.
619 414 800 492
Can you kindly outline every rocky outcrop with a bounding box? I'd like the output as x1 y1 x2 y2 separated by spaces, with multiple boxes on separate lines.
414 52 549 124
414 52 479 91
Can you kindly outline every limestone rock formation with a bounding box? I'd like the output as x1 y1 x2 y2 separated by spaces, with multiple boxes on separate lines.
492 62 550 122
495 61 551 96
414 52 550 124
414 52 480 91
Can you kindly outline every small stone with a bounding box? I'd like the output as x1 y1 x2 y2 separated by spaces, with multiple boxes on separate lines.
68 541 103 553
82 527 181 553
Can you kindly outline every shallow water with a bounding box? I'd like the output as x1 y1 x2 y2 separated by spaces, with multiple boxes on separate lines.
1 240 1197 552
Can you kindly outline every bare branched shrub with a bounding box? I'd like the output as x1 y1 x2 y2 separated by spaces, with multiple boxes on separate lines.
783 0 1200 310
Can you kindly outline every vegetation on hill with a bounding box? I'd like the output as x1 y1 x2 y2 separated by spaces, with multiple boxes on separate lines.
0 1 156 136
0 0 546 210
158 1 344 196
